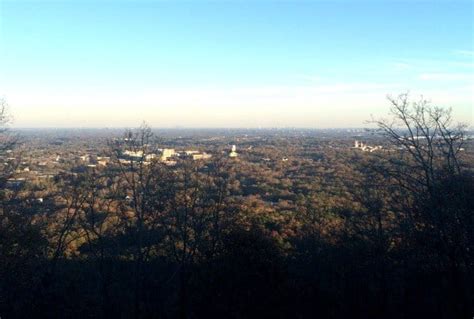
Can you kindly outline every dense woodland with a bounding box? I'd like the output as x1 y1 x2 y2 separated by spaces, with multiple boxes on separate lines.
1 95 473 318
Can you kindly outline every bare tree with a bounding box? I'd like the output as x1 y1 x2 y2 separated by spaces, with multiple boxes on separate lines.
371 93 467 195
76 168 121 317
0 98 11 134
161 157 233 319
371 93 473 317
46 173 88 276
109 123 166 318
0 99 48 317
0 98 18 186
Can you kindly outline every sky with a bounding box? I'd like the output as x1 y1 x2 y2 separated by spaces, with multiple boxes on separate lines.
0 0 473 128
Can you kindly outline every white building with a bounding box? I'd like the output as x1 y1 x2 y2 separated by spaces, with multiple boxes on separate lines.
192 153 212 160
161 149 176 161
353 140 382 152
124 150 144 158
229 145 238 158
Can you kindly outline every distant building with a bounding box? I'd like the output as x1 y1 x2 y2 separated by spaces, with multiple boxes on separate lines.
353 140 382 152
119 158 132 165
161 149 176 161
145 154 157 161
354 140 366 148
97 156 111 166
123 150 144 158
192 153 212 160
229 145 238 158
97 160 107 166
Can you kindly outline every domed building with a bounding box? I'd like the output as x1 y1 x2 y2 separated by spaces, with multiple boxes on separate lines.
229 145 238 158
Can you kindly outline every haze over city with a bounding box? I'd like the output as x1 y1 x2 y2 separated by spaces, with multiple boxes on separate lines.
0 0 472 128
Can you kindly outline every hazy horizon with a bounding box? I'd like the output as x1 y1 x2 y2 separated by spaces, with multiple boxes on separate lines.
1 0 473 128
9 126 376 130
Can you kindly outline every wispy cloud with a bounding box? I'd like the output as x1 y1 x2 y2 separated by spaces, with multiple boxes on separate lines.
454 50 474 57
389 57 474 70
418 72 474 81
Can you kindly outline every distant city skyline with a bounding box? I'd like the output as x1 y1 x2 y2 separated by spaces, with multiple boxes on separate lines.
0 0 473 128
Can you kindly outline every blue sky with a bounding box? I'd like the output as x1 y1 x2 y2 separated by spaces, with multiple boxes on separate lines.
0 0 472 128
